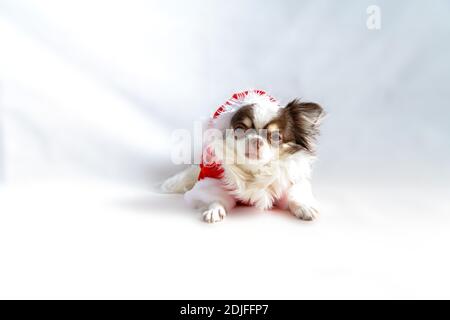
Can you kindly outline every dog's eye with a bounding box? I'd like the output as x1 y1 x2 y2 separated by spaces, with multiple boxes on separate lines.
270 131 282 144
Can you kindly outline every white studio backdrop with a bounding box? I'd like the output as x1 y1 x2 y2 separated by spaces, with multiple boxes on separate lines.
1 0 450 299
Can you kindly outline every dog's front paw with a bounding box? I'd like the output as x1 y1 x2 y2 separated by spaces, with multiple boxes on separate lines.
202 203 227 223
288 202 319 221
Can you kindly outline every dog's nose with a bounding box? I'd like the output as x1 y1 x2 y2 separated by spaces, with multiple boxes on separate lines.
251 137 264 149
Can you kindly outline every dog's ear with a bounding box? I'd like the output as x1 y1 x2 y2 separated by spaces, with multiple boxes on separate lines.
284 99 324 152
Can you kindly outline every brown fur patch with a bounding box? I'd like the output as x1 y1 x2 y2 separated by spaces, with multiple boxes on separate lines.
271 99 324 153
231 104 255 130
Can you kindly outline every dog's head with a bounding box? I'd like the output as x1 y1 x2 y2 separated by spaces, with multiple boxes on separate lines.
228 99 324 166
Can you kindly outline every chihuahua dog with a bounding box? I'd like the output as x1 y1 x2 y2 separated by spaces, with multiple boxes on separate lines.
162 89 324 223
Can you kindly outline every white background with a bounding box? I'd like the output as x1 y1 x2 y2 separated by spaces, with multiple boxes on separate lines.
1 0 449 299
